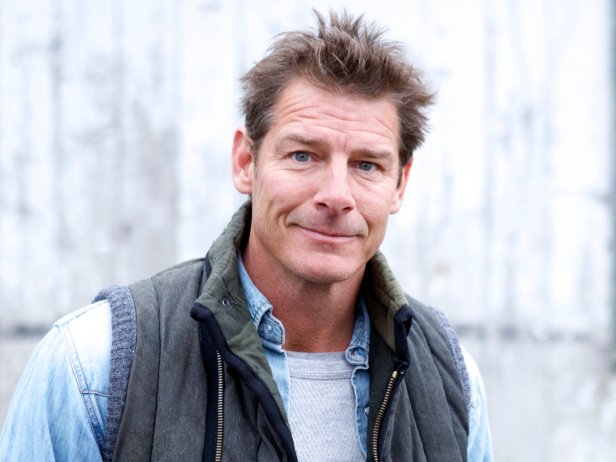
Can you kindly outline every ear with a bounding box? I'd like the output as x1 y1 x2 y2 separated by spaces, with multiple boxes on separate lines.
232 128 255 194
390 159 412 214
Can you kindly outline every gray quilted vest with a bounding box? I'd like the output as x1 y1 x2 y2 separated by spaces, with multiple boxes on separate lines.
96 204 469 461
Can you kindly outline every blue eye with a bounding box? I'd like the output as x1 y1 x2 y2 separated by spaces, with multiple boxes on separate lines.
293 152 310 162
358 161 374 171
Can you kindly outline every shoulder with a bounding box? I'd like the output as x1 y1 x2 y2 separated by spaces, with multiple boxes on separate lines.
149 257 206 285
404 297 472 404
405 299 493 460
126 258 206 310
54 300 112 396
459 345 482 393
459 345 485 416
460 345 494 461
56 298 111 332
0 301 112 460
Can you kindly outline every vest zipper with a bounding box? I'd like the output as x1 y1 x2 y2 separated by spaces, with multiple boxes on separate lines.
193 301 298 461
215 351 224 462
371 370 399 462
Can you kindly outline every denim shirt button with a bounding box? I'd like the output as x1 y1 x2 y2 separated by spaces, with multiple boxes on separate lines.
364 406 370 415
264 324 273 333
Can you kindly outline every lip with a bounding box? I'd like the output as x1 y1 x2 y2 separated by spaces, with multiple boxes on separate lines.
295 225 357 244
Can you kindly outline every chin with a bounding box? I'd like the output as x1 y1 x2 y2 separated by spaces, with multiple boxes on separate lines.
289 260 363 286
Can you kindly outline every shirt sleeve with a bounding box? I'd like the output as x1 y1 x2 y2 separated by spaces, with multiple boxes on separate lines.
461 345 494 462
0 302 110 461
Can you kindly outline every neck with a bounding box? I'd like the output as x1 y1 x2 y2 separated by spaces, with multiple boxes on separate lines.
242 253 363 353
273 279 361 353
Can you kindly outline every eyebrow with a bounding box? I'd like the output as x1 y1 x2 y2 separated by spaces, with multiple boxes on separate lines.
277 134 325 151
277 133 395 160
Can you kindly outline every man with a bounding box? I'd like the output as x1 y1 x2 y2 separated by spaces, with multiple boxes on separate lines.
0 10 492 461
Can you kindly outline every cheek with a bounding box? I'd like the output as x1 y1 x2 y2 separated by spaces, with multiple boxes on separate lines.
367 211 391 239
359 187 398 224
359 203 397 251
266 169 314 199
253 174 302 219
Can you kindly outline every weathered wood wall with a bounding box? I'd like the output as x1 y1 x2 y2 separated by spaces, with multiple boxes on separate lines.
1 1 614 460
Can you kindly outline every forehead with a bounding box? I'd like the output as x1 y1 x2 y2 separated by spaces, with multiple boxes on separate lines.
266 78 401 152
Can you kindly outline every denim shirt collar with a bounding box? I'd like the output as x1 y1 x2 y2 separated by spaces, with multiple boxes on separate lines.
345 297 370 366
237 254 285 345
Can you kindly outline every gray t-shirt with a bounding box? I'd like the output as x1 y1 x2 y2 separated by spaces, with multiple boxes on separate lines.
287 351 364 461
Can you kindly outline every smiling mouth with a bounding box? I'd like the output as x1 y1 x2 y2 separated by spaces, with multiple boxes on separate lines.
296 225 357 242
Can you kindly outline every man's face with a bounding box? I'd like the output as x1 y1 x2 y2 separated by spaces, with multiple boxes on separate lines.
232 78 411 286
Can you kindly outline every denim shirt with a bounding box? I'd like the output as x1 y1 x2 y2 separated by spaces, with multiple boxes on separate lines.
0 278 493 461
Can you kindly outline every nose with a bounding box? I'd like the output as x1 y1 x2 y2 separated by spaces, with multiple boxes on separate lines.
313 160 355 213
